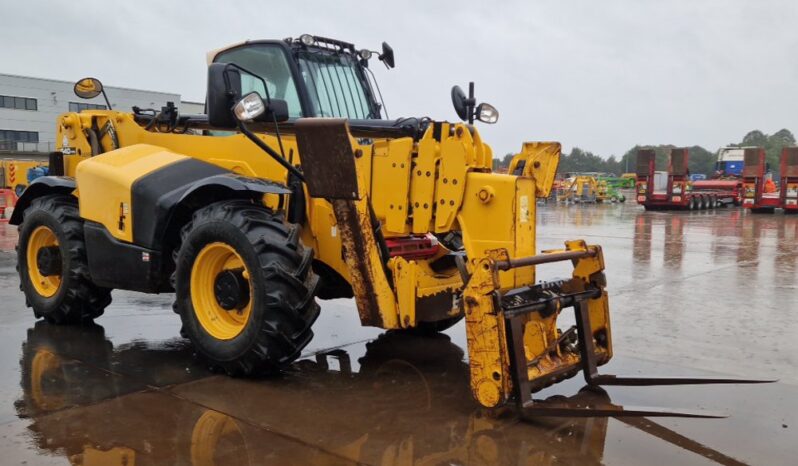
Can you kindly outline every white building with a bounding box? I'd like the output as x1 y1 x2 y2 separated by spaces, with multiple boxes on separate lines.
0 73 201 153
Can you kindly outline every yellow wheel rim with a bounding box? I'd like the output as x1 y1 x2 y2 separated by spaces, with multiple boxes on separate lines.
190 242 252 340
26 226 61 298
30 349 65 411
190 410 248 466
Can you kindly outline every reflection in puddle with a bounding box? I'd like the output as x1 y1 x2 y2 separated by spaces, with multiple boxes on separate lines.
16 322 750 465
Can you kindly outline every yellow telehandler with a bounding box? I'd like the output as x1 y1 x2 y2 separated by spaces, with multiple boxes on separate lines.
11 34 767 417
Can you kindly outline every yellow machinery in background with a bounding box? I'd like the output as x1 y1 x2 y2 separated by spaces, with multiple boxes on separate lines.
10 34 766 418
1 159 46 196
558 175 599 203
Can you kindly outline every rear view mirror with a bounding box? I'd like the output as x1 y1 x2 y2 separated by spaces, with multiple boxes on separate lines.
207 63 242 127
379 42 395 69
208 63 290 127
74 77 103 99
265 99 289 123
451 85 469 121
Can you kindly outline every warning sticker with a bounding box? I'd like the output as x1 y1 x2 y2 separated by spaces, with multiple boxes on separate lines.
519 195 530 223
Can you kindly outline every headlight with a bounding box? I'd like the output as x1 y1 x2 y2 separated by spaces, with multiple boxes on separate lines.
233 92 266 121
300 34 315 46
358 49 373 60
475 103 499 124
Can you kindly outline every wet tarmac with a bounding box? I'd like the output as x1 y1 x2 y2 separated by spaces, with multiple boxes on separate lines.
0 203 795 465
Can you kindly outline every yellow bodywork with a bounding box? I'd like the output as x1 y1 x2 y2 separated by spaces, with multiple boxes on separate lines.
1 159 45 190
75 144 186 242
55 107 612 409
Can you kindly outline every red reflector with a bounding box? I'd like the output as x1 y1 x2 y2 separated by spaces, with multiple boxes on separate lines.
384 235 440 260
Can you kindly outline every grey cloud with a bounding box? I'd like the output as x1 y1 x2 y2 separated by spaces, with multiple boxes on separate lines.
2 0 796 157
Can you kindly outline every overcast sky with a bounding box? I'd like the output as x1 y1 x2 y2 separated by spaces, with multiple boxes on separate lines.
2 1 797 158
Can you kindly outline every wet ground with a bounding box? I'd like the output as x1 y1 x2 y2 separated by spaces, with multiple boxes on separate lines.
0 203 795 465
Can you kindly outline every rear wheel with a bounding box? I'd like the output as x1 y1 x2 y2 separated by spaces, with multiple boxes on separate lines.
173 200 320 375
16 195 111 324
688 197 696 210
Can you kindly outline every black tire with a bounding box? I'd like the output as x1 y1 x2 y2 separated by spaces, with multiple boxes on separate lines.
173 200 320 375
16 321 114 418
406 315 464 335
16 195 111 324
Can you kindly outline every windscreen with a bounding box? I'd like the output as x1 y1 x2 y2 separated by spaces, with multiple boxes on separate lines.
297 50 375 119
215 44 303 118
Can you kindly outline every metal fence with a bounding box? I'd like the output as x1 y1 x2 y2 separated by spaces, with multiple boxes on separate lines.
0 141 56 153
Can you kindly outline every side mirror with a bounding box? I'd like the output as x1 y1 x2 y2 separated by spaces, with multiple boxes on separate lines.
208 63 290 127
379 42 395 69
74 77 103 99
451 82 498 124
264 99 289 123
451 85 469 121
74 77 112 109
207 63 241 128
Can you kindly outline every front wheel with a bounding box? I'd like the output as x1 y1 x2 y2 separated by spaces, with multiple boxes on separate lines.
406 315 464 335
173 200 320 375
16 195 111 324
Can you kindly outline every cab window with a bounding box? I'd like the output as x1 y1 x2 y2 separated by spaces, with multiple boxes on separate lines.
215 44 303 118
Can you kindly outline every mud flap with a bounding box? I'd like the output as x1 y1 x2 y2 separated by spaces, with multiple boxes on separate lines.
295 119 399 328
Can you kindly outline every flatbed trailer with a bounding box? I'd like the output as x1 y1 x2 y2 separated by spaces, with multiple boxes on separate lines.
742 147 780 213
635 148 742 210
781 147 798 212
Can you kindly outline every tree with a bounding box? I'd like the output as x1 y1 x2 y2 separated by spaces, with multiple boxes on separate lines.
732 128 795 175
493 153 515 171
742 130 767 147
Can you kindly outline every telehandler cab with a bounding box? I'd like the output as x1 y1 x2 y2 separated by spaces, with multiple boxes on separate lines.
12 34 768 418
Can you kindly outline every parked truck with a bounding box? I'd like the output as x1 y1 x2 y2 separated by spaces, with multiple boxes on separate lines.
636 148 742 210
714 147 751 178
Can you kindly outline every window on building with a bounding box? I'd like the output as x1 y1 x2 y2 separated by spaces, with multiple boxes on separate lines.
0 130 39 149
0 95 37 111
69 102 107 112
0 130 39 142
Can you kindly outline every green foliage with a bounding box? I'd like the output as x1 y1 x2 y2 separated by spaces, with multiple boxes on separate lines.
557 147 622 176
493 153 515 171
731 129 795 175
